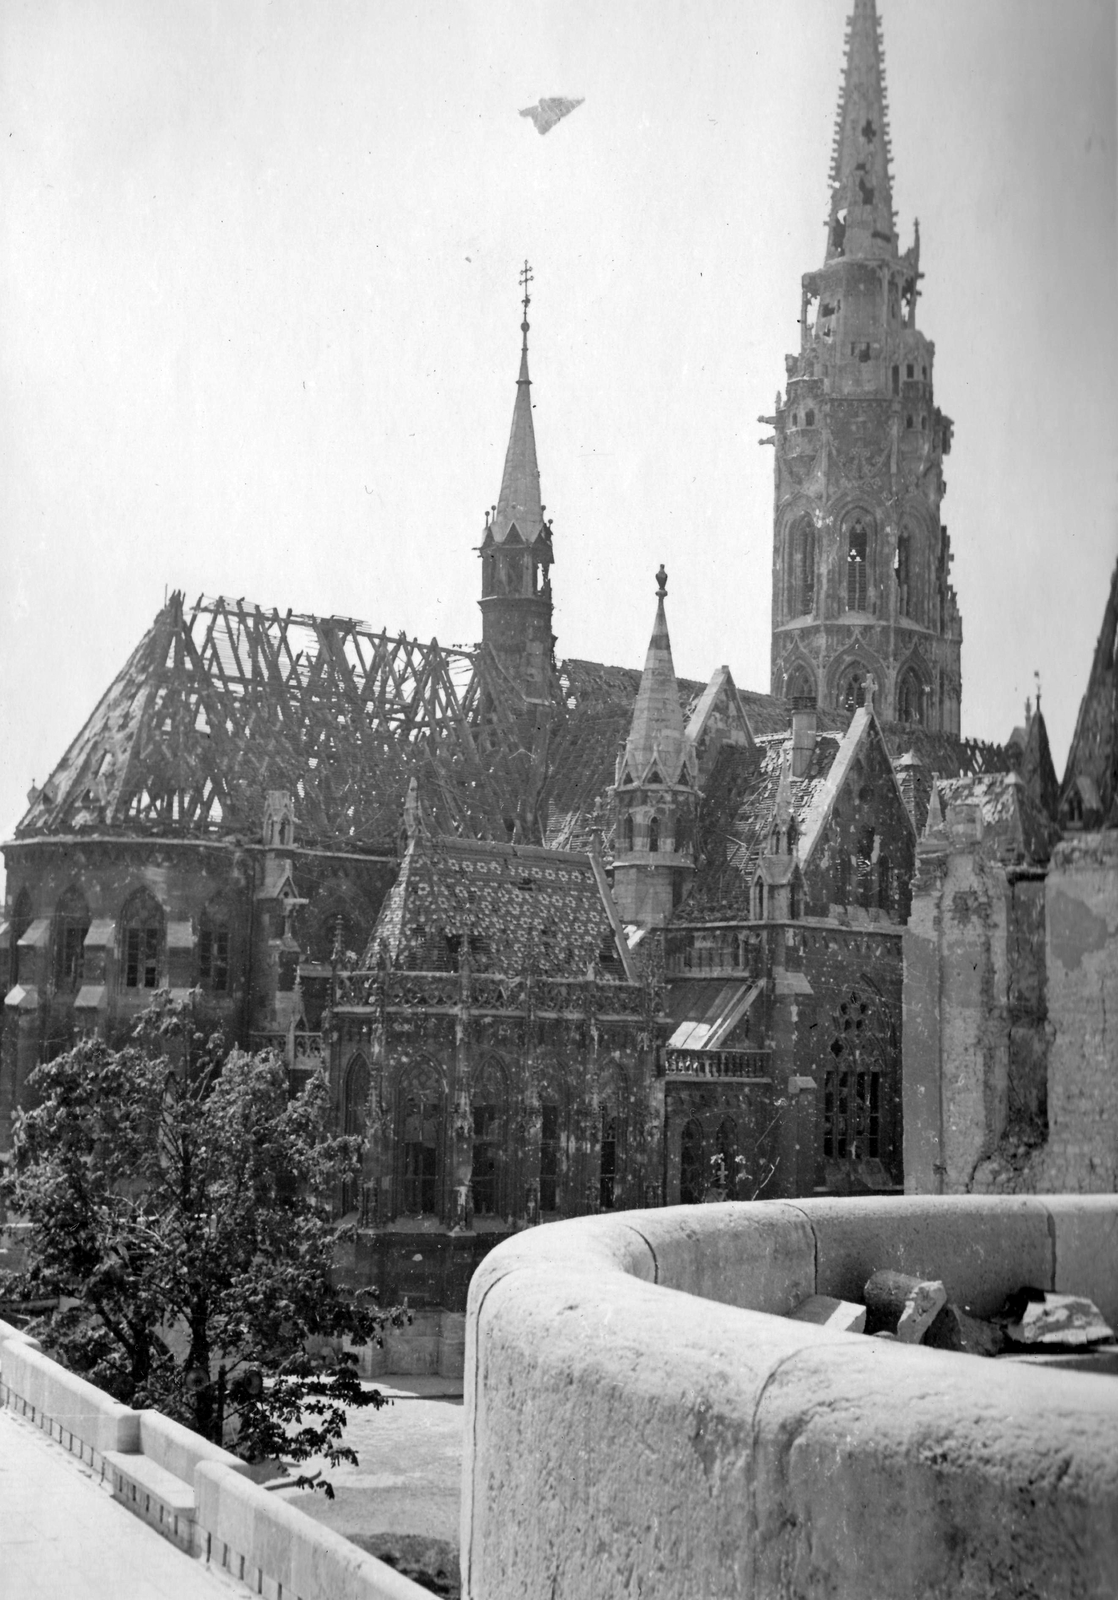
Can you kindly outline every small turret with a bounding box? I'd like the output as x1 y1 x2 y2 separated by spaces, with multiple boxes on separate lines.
611 568 698 928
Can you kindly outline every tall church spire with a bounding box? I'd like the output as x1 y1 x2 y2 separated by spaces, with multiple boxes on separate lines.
492 263 544 546
479 262 555 703
826 0 896 262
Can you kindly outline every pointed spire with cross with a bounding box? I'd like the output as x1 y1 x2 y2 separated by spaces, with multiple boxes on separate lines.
519 259 533 355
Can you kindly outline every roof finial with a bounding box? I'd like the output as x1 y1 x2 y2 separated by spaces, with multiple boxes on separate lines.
519 259 533 352
656 564 668 599
1034 668 1042 714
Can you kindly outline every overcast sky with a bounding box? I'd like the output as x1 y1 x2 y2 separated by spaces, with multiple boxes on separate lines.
2 0 1115 884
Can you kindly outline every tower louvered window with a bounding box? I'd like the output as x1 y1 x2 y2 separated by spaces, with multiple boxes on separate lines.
846 518 869 611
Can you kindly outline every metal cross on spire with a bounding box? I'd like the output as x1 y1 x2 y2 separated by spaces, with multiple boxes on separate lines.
519 260 533 347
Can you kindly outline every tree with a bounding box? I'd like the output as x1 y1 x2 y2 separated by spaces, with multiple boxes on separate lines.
1 995 401 1487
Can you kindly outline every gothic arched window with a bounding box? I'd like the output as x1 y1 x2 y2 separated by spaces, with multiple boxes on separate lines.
648 815 661 854
397 1060 443 1216
199 897 232 992
472 1056 508 1217
622 814 635 853
53 886 90 993
341 1053 370 1214
8 887 32 991
539 1080 569 1216
823 984 897 1168
789 517 815 617
896 670 926 726
680 1119 704 1204
845 515 870 612
716 1116 738 1196
894 532 911 618
786 664 815 706
120 889 164 991
837 662 867 715
599 1065 628 1212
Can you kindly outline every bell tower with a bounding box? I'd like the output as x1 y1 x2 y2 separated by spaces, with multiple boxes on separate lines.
478 261 555 704
765 0 962 733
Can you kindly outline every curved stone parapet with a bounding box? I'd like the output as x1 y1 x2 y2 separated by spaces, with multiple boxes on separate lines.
462 1195 1118 1599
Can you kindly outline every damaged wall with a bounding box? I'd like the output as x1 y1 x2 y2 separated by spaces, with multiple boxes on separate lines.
903 803 1051 1196
1032 832 1118 1192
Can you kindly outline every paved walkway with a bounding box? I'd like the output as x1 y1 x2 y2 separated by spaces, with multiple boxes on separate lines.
0 1405 236 1600
280 1377 464 1547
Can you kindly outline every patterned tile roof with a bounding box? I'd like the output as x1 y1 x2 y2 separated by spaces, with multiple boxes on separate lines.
365 829 629 978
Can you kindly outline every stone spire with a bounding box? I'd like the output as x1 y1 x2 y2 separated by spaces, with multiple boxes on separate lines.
825 0 896 263
610 567 698 928
490 262 545 546
1060 557 1118 828
479 262 555 703
619 566 689 787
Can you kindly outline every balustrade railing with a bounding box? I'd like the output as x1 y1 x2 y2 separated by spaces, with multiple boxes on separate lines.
664 1047 771 1080
332 969 646 1016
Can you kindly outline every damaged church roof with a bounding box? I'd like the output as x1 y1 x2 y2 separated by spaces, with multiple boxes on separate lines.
15 591 538 851
932 772 1060 865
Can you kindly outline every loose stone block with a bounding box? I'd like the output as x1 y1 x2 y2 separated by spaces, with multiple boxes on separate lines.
789 1295 867 1334
864 1269 946 1342
1006 1294 1114 1347
925 1304 1005 1357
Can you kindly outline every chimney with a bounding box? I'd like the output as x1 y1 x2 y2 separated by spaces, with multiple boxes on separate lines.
791 697 817 779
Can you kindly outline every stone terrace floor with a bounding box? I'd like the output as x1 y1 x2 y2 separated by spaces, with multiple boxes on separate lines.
0 1404 239 1600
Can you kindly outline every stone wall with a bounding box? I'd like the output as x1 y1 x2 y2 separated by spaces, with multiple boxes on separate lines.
904 825 1116 1197
903 818 1050 1193
1033 832 1118 1191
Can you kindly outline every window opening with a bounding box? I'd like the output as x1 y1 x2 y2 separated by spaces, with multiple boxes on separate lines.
824 989 888 1161
804 408 815 426
540 1101 561 1213
9 888 32 989
891 365 899 395
846 518 868 611
54 888 90 993
648 815 660 854
906 363 914 379
341 1054 370 1214
791 518 815 616
599 1089 627 1212
680 1119 704 1204
199 906 231 992
400 1068 442 1215
121 892 163 990
472 1059 507 1217
716 1117 738 1197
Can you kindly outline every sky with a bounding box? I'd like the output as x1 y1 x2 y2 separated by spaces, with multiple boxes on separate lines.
1 0 1115 887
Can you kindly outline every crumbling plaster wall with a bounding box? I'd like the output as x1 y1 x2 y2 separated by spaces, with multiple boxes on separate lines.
905 836 1052 1197
904 844 1012 1193
1032 832 1118 1193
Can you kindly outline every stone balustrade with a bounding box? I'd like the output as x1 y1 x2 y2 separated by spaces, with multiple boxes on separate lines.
463 1194 1118 1599
0 1317 428 1599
